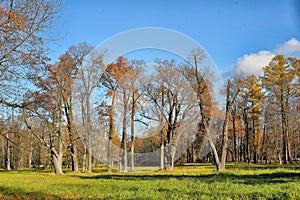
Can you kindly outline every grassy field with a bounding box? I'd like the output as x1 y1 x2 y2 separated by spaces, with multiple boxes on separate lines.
0 163 299 199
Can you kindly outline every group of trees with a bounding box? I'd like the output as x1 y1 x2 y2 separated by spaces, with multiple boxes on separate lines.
0 0 299 174
227 55 299 166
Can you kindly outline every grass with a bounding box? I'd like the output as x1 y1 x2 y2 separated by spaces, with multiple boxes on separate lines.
0 163 299 199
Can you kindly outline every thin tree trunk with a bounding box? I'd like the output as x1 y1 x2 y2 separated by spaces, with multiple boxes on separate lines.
219 80 240 171
130 91 135 172
160 142 165 170
219 117 229 171
28 132 33 168
82 145 87 172
252 113 258 164
81 101 87 172
261 122 267 163
107 95 115 172
207 131 220 169
160 85 165 170
86 95 92 172
245 114 250 164
275 122 283 165
280 91 288 164
233 114 238 164
219 81 230 171
64 105 79 172
6 134 11 170
107 137 112 172
122 90 128 173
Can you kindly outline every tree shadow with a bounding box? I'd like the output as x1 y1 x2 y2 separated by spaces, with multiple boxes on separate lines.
74 171 300 185
0 186 61 199
225 164 300 171
218 171 300 185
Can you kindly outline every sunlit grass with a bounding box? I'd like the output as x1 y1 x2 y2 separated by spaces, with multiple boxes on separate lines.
0 163 299 199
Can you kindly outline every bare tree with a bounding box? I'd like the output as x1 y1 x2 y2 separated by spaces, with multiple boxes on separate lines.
23 70 65 174
100 56 131 172
0 0 61 107
143 59 196 171
69 42 105 172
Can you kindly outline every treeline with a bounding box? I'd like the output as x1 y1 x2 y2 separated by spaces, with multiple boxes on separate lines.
0 0 299 174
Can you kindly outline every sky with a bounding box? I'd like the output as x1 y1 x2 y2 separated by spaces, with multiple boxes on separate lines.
50 0 300 75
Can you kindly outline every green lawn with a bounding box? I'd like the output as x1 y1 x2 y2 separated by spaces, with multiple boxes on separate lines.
0 163 299 199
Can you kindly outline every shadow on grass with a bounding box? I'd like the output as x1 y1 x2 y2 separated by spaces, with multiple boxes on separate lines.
0 186 61 199
182 162 300 170
225 164 300 171
74 171 300 185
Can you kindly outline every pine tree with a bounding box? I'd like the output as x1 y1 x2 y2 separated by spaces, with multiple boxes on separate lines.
262 55 296 164
241 75 263 164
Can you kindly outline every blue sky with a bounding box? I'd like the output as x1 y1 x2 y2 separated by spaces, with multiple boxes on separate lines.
50 0 300 74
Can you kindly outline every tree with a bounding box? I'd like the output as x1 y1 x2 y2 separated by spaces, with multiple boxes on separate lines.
0 0 61 172
125 61 145 171
261 99 282 163
228 106 244 163
181 49 240 171
23 63 66 174
181 50 216 164
240 75 263 164
114 59 145 172
0 0 61 107
68 42 104 172
54 53 80 172
100 56 131 172
143 77 167 169
262 55 297 164
144 59 196 171
218 79 240 171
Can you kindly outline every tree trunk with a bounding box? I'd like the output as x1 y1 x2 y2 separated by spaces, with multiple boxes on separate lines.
69 144 78 172
123 147 128 173
160 142 165 170
219 118 229 171
275 121 283 165
232 114 238 164
130 91 135 172
87 127 92 172
64 107 79 172
207 132 220 170
28 133 33 168
49 103 64 174
82 144 87 172
169 142 176 171
219 81 230 171
280 92 289 164
244 113 250 164
107 95 115 172
160 85 165 170
122 90 128 173
52 121 63 174
252 115 258 164
219 80 239 171
130 141 134 172
107 137 112 172
6 134 11 171
51 147 63 174
86 95 92 173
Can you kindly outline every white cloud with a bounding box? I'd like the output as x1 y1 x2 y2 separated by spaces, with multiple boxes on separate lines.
233 38 300 75
234 51 275 75
275 38 300 55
